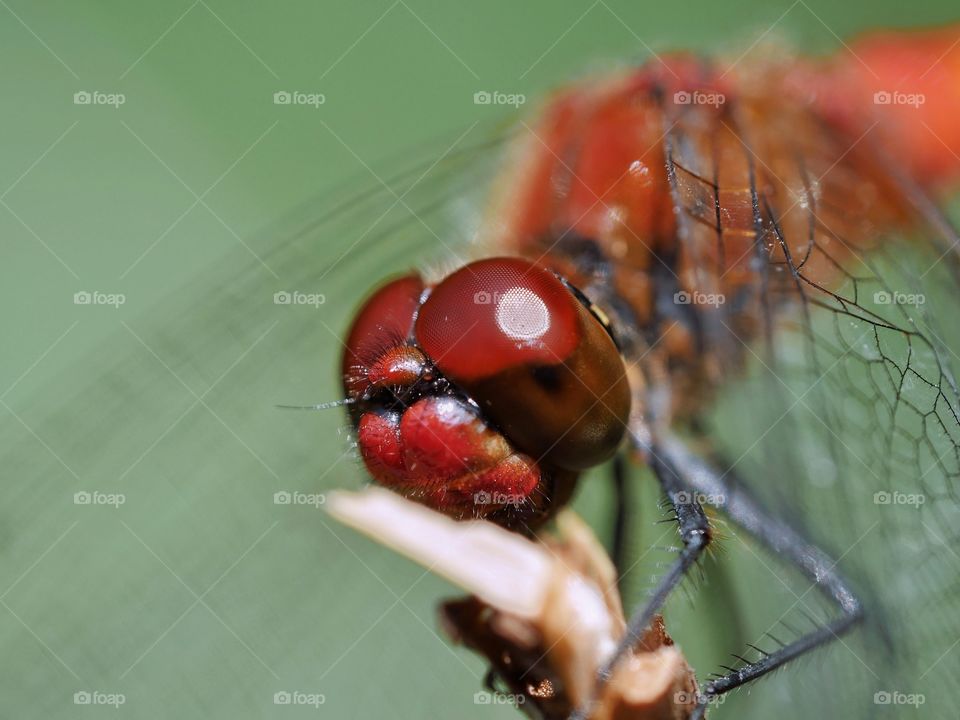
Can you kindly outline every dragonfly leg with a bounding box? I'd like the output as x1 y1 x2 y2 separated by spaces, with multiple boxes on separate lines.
653 434 864 719
609 454 630 582
570 446 712 720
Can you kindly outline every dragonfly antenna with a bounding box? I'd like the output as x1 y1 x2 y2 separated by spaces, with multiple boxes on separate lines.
276 398 354 411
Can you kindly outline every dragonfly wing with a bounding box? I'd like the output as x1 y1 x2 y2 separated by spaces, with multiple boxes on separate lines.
0 120 516 716
664 92 960 717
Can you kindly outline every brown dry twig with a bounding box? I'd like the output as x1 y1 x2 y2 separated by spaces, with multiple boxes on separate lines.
328 488 698 720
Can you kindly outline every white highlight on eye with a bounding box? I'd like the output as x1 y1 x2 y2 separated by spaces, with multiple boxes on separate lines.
495 286 550 341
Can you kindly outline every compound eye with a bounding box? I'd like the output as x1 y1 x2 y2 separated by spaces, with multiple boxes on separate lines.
415 257 630 471
342 275 425 402
416 257 580 377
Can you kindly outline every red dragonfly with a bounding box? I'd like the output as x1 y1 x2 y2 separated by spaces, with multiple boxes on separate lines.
324 23 960 720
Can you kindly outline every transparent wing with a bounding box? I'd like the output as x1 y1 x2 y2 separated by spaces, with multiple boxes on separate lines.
0 121 516 717
665 95 960 718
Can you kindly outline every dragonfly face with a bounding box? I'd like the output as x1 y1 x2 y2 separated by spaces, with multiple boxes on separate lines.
341 256 631 526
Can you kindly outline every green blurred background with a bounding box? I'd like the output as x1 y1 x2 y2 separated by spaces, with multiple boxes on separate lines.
2 1 958 718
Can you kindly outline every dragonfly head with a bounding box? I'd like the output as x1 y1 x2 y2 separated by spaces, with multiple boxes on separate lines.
342 257 631 526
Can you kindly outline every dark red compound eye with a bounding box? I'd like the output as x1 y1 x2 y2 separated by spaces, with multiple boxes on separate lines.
415 257 631 471
341 274 425 403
